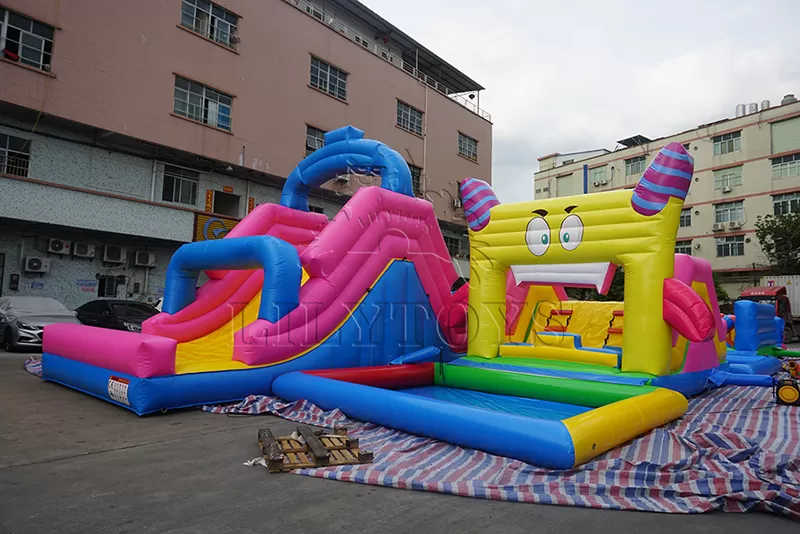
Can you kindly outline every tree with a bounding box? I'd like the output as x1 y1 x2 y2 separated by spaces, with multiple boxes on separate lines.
566 267 625 302
754 213 800 274
713 274 730 305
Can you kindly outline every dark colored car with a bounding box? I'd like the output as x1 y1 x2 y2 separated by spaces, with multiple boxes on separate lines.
75 300 159 333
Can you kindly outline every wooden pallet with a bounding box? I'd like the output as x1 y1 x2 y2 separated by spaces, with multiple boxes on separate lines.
257 426 374 473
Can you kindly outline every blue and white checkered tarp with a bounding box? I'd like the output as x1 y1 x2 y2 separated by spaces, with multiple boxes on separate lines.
207 385 800 517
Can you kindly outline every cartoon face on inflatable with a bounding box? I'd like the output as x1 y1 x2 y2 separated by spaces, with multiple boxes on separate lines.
461 143 702 376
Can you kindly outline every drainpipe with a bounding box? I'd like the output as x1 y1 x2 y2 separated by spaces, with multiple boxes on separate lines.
150 159 157 201
583 164 588 194
423 83 429 195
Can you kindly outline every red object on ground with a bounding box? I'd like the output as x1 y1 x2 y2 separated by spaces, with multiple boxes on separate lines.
303 363 434 389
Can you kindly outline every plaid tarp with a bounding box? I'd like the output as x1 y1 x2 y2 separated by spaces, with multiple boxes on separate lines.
206 386 800 517
23 357 42 377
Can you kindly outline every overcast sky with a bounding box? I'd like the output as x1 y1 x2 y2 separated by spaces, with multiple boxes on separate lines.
362 0 800 202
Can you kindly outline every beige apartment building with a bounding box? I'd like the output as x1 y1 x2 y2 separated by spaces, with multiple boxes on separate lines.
534 96 800 297
0 0 491 306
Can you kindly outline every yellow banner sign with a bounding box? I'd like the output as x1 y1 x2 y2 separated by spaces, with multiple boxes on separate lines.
204 189 214 212
194 213 239 241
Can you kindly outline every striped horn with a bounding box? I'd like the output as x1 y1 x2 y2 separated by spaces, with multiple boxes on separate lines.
631 142 694 216
460 178 500 232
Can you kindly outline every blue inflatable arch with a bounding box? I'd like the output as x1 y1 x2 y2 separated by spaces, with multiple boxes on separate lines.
280 125 414 211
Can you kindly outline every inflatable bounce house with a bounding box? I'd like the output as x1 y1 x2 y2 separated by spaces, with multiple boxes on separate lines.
41 129 783 469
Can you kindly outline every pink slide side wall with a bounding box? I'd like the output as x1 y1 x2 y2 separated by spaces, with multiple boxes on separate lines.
672 254 726 373
43 323 177 378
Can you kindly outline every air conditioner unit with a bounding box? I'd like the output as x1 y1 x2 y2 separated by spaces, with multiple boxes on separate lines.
133 251 156 268
103 245 127 264
712 223 725 231
24 256 50 274
48 238 72 255
73 242 96 259
453 198 463 208
592 181 601 187
722 186 732 193
728 220 743 230
693 243 701 249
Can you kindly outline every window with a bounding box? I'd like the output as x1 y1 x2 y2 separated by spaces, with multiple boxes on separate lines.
562 159 574 165
458 132 478 162
771 116 800 154
682 142 691 150
675 241 693 256
590 166 607 185
444 236 462 257
98 276 124 298
625 156 646 176
310 57 347 101
712 131 741 155
0 8 54 71
0 133 30 177
306 125 326 156
556 175 573 197
180 0 239 49
716 235 745 257
213 190 240 217
161 165 199 205
174 76 233 131
773 192 800 216
397 101 423 136
713 166 742 190
405 164 423 197
679 208 691 228
772 153 800 179
714 201 744 224
308 205 325 215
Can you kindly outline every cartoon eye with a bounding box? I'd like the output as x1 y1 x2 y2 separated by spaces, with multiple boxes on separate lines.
526 217 551 256
559 214 584 251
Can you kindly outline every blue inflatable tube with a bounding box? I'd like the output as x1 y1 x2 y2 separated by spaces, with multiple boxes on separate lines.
162 235 301 321
719 372 775 387
272 371 577 468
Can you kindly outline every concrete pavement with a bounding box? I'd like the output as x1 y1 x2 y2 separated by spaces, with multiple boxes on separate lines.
0 351 796 533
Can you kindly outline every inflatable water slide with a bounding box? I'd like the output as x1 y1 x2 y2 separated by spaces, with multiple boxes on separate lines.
42 130 782 469
42 126 527 412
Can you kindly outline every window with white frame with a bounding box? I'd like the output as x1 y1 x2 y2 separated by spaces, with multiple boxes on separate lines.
679 208 691 228
773 192 800 216
712 131 741 155
772 153 800 179
590 166 607 186
675 240 693 256
0 8 55 71
714 200 744 223
408 163 423 196
716 235 744 257
458 132 478 162
0 133 31 177
180 0 239 50
625 156 646 176
173 76 233 131
310 57 347 101
397 101 423 136
161 165 199 206
306 125 325 156
713 166 743 190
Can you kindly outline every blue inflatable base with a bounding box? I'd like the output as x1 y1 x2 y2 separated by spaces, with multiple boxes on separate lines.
42 353 282 415
724 351 783 375
649 369 712 397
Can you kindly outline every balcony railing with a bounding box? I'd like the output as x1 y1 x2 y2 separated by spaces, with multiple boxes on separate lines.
286 0 491 122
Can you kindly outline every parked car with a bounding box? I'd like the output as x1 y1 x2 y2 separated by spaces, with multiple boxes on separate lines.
75 300 158 332
0 296 81 352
